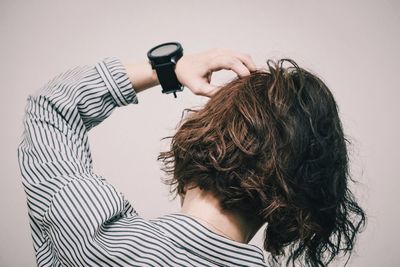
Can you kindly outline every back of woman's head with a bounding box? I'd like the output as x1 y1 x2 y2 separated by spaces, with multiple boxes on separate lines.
158 59 366 267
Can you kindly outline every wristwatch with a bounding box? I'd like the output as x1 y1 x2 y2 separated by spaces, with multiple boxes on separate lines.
147 42 184 98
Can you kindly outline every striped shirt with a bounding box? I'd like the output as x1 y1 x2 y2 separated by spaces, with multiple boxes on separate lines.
17 57 267 267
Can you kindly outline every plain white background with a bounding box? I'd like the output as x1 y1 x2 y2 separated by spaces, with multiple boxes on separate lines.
1 0 399 266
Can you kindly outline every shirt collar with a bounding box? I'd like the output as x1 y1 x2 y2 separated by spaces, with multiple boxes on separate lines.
151 213 267 267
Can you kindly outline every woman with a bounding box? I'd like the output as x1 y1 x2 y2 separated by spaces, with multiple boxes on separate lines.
18 47 365 266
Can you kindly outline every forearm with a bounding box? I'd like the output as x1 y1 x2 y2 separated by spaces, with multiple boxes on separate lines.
123 60 159 93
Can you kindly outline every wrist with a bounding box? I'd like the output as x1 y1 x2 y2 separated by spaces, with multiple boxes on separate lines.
124 60 160 93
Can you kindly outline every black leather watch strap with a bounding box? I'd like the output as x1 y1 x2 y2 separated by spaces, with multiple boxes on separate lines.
153 62 183 95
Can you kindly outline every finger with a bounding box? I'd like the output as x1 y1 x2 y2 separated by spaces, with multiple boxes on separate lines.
225 57 251 78
207 86 222 97
234 52 257 72
201 82 218 97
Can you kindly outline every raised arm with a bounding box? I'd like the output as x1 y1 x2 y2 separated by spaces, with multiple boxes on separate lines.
17 57 142 265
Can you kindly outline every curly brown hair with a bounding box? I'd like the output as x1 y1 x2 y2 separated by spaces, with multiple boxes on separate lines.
158 59 366 267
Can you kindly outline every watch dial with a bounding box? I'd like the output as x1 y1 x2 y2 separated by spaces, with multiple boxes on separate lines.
151 44 178 57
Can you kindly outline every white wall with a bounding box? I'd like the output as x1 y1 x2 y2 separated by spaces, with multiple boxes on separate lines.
1 0 399 266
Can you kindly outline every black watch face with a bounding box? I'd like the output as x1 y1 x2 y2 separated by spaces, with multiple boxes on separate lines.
150 44 178 57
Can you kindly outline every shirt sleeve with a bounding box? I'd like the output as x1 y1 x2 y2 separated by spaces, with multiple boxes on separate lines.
17 57 141 265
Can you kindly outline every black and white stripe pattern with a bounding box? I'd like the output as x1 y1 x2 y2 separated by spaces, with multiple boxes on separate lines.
17 57 267 266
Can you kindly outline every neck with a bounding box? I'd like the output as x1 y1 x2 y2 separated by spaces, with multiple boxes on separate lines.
179 185 260 243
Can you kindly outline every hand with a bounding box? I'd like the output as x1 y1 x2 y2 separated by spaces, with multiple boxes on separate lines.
175 48 257 97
